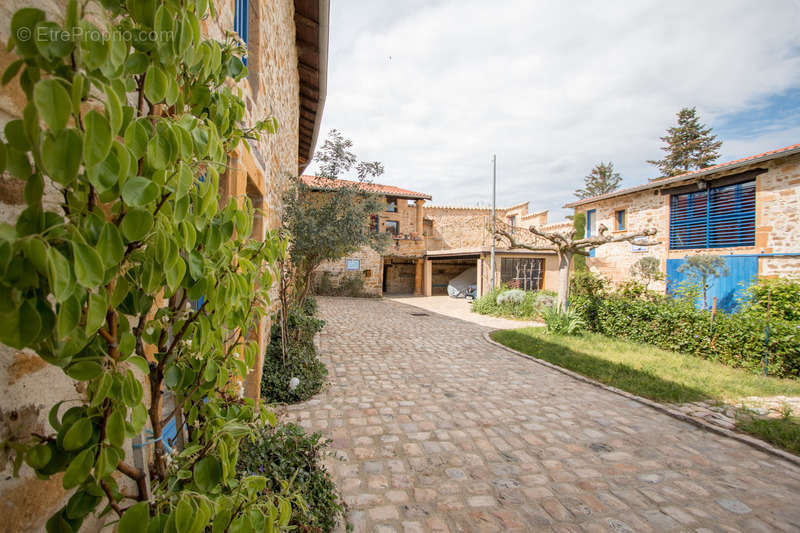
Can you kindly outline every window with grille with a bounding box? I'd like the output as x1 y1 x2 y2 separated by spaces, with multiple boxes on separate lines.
500 258 544 291
234 0 249 65
385 220 399 236
669 179 755 249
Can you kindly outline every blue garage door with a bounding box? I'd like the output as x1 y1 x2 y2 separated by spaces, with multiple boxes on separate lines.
666 255 758 312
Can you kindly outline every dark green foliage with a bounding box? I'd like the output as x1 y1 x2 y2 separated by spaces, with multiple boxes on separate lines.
540 306 586 335
471 288 556 319
572 213 586 272
261 302 327 403
314 273 368 297
569 270 608 300
648 107 723 177
238 423 346 533
574 295 800 378
737 414 800 455
575 162 622 199
741 278 800 322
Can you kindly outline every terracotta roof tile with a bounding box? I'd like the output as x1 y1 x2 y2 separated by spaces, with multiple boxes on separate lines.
300 175 432 200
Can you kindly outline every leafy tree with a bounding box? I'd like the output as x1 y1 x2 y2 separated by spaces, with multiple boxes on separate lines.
284 130 389 305
630 256 664 289
575 162 622 199
677 254 729 309
572 213 587 272
0 1 300 530
648 107 723 177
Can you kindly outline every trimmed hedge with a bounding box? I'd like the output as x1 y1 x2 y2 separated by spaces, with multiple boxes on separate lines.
572 295 800 378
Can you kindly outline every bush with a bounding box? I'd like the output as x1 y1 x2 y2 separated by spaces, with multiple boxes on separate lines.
314 273 367 297
472 288 556 319
569 270 609 299
261 303 327 403
541 305 586 335
587 295 800 378
741 278 800 322
238 423 346 533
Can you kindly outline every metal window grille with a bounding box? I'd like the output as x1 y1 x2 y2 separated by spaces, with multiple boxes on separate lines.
500 258 544 291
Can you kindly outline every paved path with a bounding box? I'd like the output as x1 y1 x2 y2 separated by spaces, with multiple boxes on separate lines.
286 297 800 533
386 295 542 330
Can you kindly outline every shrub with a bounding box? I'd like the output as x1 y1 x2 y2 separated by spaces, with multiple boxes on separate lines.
497 289 526 305
630 256 664 288
261 304 327 403
338 274 365 297
238 423 346 533
588 295 800 378
541 305 586 335
573 213 587 273
569 270 609 299
316 272 335 296
741 278 800 322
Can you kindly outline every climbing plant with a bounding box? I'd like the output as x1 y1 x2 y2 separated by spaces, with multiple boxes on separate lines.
0 0 296 531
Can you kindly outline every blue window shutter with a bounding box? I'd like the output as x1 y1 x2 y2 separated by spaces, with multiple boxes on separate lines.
586 209 596 257
669 179 755 249
234 0 249 66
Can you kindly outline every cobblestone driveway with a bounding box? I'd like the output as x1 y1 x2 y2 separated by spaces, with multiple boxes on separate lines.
286 297 800 532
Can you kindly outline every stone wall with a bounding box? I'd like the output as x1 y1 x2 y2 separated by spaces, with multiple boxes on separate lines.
0 1 302 530
384 259 416 294
575 154 800 289
314 247 383 296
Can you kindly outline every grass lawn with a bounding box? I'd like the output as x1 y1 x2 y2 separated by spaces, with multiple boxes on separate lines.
491 328 800 404
492 327 800 454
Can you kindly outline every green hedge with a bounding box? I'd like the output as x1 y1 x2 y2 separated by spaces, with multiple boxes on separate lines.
572 295 800 378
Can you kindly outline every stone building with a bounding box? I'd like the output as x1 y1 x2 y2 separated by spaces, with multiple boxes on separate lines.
0 0 328 530
565 142 800 311
306 178 564 297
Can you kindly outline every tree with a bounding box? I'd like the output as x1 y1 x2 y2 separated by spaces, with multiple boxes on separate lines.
677 254 729 309
497 224 658 311
0 1 299 530
630 256 664 289
284 130 389 306
648 107 723 177
575 162 622 199
572 213 587 272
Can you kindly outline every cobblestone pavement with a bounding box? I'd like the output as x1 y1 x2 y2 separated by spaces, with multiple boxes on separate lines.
386 295 542 330
286 297 800 533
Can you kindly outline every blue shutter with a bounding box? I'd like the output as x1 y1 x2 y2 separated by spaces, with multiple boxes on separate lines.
234 0 249 66
586 209 596 257
669 179 755 249
666 255 757 312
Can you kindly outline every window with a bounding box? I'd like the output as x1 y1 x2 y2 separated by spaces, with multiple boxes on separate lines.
615 209 626 231
669 179 755 249
370 215 379 234
234 0 249 65
385 220 399 236
508 215 516 233
386 197 398 212
500 258 544 291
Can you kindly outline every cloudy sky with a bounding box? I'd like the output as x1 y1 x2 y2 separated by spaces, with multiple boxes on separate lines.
305 0 800 219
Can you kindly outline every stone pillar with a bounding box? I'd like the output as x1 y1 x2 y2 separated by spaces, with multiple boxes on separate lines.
414 258 424 296
423 260 433 296
416 199 425 234
476 257 483 297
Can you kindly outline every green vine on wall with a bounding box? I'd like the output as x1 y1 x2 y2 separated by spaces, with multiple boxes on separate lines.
0 0 296 531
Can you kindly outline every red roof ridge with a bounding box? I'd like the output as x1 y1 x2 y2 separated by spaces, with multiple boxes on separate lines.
300 174 432 200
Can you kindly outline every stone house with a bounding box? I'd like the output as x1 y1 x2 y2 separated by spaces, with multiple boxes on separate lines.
564 143 800 311
0 1 328 531
306 178 564 297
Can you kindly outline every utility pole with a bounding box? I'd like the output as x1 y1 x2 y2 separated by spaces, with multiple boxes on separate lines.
490 154 496 290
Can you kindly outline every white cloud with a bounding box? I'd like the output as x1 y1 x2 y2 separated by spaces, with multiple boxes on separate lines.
308 0 800 219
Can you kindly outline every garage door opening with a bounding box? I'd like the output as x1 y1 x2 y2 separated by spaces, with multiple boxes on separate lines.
383 259 416 294
430 258 476 296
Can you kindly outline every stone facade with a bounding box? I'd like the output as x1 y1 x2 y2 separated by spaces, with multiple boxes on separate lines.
0 1 320 530
570 150 800 291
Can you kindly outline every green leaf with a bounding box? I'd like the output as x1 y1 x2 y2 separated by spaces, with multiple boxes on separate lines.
193 456 221 492
97 223 124 268
120 207 154 242
122 176 159 207
106 409 125 447
71 73 85 117
130 403 147 433
0 300 41 349
48 247 73 303
119 502 150 533
128 355 149 374
34 22 74 62
104 84 123 135
118 332 135 358
73 242 104 288
23 237 48 276
43 129 82 185
57 296 80 339
175 497 193 533
144 64 167 103
166 257 186 292
86 150 121 193
176 162 192 199
84 110 112 167
79 21 109 70
125 52 148 75
63 417 92 450
62 447 94 489
124 119 149 160
146 130 171 170
164 365 181 388
128 0 158 27
86 291 108 335
90 371 112 407
65 360 103 381
26 443 52 469
10 8 46 58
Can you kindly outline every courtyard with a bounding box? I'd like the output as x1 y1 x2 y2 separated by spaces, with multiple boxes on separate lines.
287 297 800 533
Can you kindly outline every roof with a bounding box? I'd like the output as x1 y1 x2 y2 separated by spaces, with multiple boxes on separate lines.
425 246 556 258
300 175 432 200
564 142 800 208
295 0 330 174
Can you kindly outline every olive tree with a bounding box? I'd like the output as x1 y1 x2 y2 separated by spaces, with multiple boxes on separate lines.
0 0 299 530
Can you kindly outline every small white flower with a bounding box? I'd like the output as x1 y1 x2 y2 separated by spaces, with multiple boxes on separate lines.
289 377 300 391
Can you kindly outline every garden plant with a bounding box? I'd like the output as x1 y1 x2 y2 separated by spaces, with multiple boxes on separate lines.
0 0 308 530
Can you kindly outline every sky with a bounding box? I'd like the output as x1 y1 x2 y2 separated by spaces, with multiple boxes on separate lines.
305 0 800 219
